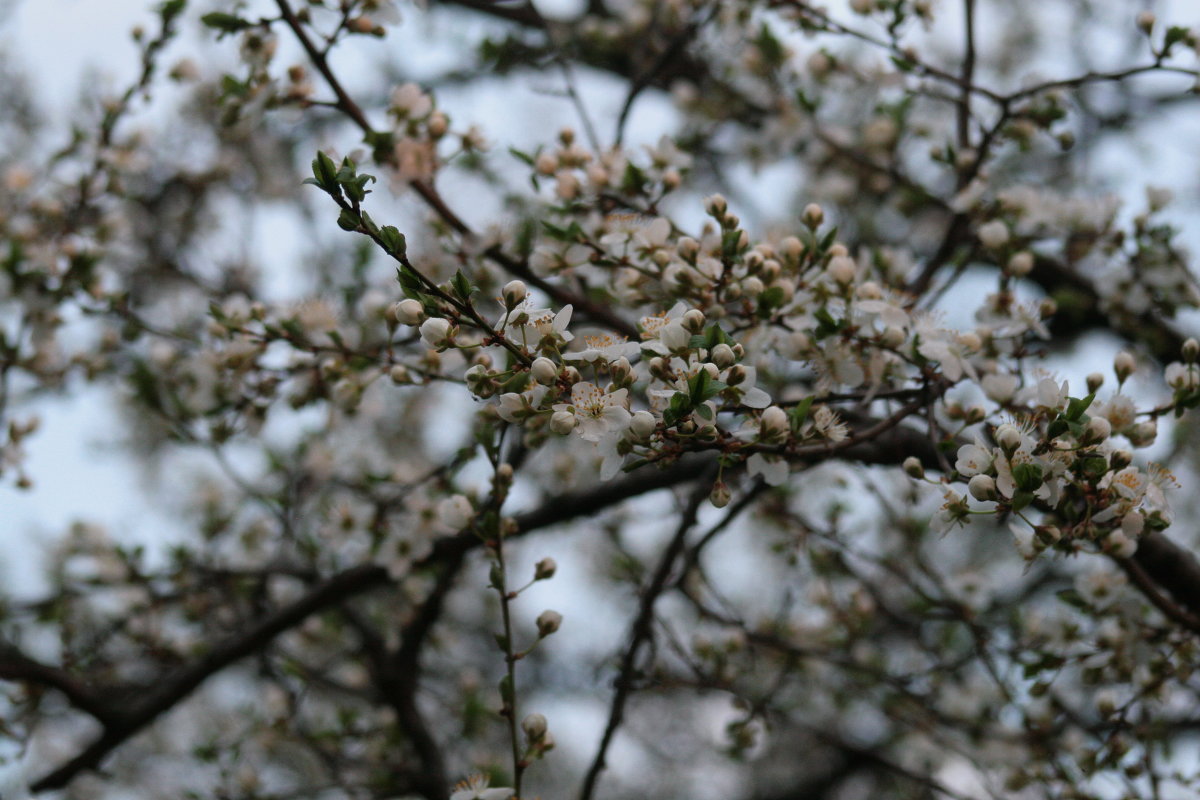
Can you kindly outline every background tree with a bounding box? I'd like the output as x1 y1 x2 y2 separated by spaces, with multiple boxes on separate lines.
3 1 1200 799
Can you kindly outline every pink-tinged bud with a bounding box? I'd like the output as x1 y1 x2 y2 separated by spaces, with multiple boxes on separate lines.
978 220 1010 249
534 557 557 580
1114 351 1136 383
536 610 563 637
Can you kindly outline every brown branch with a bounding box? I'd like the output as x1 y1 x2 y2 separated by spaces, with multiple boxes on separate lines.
0 644 116 724
578 475 712 800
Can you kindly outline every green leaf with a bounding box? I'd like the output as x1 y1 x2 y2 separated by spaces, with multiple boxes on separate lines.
758 285 786 312
1011 490 1034 512
200 12 253 36
337 209 360 232
499 371 531 394
396 266 423 297
1012 462 1044 492
1165 25 1190 49
308 151 341 196
508 146 536 166
788 396 815 432
159 0 186 23
662 392 692 428
1064 392 1095 421
451 270 475 300
379 226 407 258
1056 588 1088 609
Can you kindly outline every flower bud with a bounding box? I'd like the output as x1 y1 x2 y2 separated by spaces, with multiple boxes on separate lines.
427 111 449 138
536 610 563 637
995 423 1022 456
682 308 706 333
1086 372 1104 393
610 357 633 385
801 203 824 228
968 473 997 502
827 255 856 286
522 713 548 742
1114 351 1136 383
630 410 657 440
725 364 747 386
437 494 474 529
1035 525 1061 546
1127 420 1157 448
1136 10 1155 34
531 356 558 384
1184 338 1200 364
392 298 425 326
978 220 1010 249
763 402 792 441
880 326 906 349
535 152 558 175
1082 416 1111 444
502 280 528 309
534 557 557 580
389 364 411 384
420 317 453 348
711 343 736 368
710 480 731 508
704 194 727 217
550 410 577 435
1110 449 1133 469
1004 252 1033 278
902 456 925 479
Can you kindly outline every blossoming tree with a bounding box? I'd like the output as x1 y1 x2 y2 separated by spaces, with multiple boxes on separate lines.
4 0 1200 798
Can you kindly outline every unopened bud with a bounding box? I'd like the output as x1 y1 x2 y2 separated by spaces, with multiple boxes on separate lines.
902 456 925 479
531 357 558 384
1007 251 1034 277
968 473 998 501
1086 372 1104 393
1183 338 1200 364
1136 10 1155 35
710 480 732 508
1082 416 1111 444
760 406 790 440
392 298 425 326
995 423 1023 456
550 410 576 435
711 343 736 368
536 609 563 637
502 280 528 309
1127 420 1157 448
682 308 706 333
630 410 656 440
1114 351 1137 383
802 203 824 229
704 194 727 217
534 557 557 580
522 713 548 741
